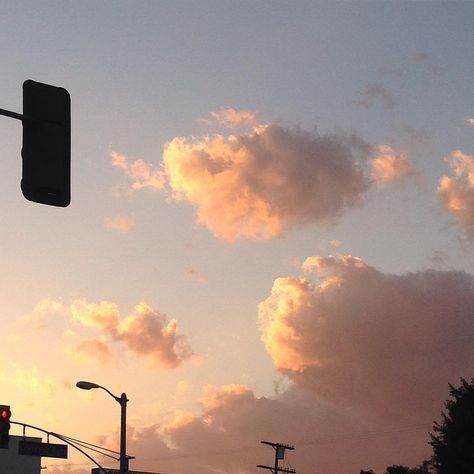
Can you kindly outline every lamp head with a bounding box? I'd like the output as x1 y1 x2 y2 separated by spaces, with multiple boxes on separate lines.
76 381 100 390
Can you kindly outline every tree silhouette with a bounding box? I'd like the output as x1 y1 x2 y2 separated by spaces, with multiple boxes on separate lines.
429 378 474 473
385 463 430 474
360 463 430 474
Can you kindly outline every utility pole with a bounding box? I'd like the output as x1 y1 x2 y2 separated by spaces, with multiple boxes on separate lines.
256 440 296 474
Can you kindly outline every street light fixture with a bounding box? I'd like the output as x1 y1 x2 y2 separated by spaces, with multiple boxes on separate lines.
76 381 130 474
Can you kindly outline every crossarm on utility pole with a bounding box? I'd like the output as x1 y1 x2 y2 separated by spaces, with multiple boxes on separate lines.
256 465 296 474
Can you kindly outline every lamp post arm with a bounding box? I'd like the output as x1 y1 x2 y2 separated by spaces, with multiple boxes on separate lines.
96 385 126 404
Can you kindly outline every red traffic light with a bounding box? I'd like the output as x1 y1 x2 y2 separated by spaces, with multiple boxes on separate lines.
0 404 11 449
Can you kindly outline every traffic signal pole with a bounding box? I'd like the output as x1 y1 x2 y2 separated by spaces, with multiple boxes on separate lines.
0 107 24 121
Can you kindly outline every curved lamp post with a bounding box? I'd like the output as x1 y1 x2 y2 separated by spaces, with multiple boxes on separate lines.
76 381 129 474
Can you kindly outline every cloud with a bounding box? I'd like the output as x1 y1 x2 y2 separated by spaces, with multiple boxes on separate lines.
438 149 474 237
25 299 193 369
12 366 70 398
101 384 429 474
71 299 120 333
19 298 66 330
356 84 396 110
412 52 444 75
105 215 135 233
163 124 371 241
370 145 413 186
111 151 164 191
377 64 404 78
70 338 113 365
413 52 430 63
70 300 192 369
186 267 208 285
199 383 250 410
201 108 260 129
113 115 412 242
116 302 193 369
467 117 474 126
258 255 474 425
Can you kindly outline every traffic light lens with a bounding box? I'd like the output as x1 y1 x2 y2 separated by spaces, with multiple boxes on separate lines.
1 410 9 419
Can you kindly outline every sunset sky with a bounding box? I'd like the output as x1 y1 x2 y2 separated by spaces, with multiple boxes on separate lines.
1 2 474 473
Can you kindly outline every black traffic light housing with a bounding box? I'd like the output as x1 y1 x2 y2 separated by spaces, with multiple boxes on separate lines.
0 405 11 449
0 79 71 207
21 80 71 207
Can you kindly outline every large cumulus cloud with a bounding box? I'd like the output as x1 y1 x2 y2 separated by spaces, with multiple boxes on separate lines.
112 111 412 242
97 384 430 474
163 124 370 241
258 255 474 425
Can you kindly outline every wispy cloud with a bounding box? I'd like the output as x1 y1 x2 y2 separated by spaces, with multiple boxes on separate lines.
19 298 66 331
105 215 135 233
10 366 70 398
111 151 165 191
201 108 260 129
68 338 113 366
186 267 208 285
355 83 396 110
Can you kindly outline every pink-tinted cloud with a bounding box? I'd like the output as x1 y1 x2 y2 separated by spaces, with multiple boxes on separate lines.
113 116 411 242
370 145 412 186
101 384 430 474
258 255 474 426
467 117 474 126
69 300 192 369
71 299 120 333
105 215 135 233
163 124 370 241
438 149 474 237
117 302 193 369
201 108 260 129
111 151 164 191
71 338 113 366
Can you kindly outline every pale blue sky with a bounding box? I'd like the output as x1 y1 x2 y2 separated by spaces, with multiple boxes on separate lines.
1 2 473 473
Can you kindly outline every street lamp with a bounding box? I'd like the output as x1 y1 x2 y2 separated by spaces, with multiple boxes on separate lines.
76 380 130 474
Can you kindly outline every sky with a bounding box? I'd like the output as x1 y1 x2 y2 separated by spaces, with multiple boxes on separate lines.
0 1 474 473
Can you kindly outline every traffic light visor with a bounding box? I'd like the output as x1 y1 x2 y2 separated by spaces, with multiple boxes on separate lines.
21 80 71 207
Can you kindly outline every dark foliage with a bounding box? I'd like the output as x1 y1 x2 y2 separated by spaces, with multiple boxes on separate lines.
385 463 430 474
429 378 474 473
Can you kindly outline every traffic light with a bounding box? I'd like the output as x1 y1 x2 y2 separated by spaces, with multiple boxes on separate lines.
21 80 71 207
0 405 11 449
